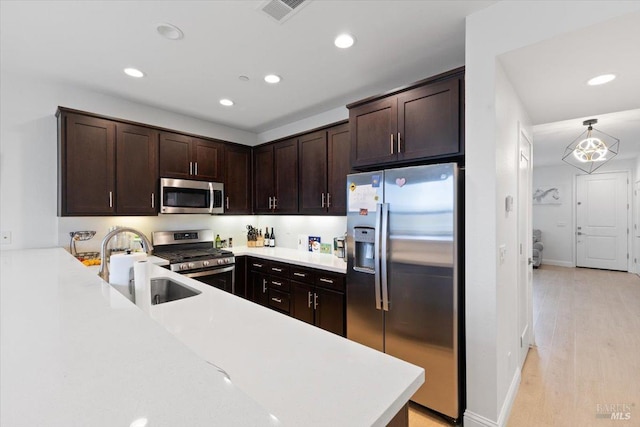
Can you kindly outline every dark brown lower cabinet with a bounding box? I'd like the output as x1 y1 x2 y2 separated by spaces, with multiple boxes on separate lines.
246 257 345 336
249 271 269 307
291 282 345 336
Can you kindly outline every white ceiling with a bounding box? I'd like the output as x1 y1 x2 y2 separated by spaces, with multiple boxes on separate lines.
499 11 640 167
0 0 495 134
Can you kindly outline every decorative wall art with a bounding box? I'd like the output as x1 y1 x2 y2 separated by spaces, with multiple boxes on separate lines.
533 186 561 205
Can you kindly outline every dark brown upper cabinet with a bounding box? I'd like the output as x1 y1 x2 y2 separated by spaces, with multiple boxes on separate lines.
159 132 224 182
115 124 158 215
57 110 158 216
299 123 350 215
253 138 298 214
223 144 252 214
349 69 463 169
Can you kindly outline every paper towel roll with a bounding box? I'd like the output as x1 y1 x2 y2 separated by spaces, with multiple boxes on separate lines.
109 252 147 286
133 259 151 313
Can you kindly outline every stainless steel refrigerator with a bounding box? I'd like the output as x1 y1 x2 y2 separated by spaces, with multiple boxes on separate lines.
346 163 462 420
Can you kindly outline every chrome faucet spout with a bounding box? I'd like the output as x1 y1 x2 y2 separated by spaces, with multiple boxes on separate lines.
97 227 153 282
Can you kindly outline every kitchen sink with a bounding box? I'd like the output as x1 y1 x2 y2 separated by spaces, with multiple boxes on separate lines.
151 277 201 305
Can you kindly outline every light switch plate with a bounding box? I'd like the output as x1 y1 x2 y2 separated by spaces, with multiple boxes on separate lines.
499 244 506 264
297 234 308 251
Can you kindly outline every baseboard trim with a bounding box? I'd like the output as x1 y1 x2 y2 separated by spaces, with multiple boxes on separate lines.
540 259 574 268
497 369 522 426
463 410 499 427
463 369 522 427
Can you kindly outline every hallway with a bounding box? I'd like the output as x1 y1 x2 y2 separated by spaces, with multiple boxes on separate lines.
508 265 640 426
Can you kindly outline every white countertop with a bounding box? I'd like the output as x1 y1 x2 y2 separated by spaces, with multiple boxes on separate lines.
231 246 347 273
1 248 423 427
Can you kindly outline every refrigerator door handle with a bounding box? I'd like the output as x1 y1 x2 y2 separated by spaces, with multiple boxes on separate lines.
374 203 383 310
381 203 390 311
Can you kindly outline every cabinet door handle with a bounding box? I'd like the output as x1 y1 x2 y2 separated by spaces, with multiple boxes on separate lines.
109 191 113 208
273 196 277 210
327 193 331 208
272 267 283 272
308 291 313 308
321 193 325 208
314 292 318 310
226 196 229 210
194 162 198 176
252 263 263 268
294 272 306 277
268 196 272 210
397 132 401 153
262 279 267 293
272 297 282 303
319 278 334 284
151 193 155 208
272 280 282 286
390 134 394 154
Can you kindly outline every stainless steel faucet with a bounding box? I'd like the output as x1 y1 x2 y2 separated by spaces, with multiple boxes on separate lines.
97 227 153 282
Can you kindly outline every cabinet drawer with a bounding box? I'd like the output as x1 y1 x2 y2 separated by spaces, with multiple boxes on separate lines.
249 258 270 272
268 277 290 292
268 289 290 313
315 271 346 292
290 265 315 282
269 262 290 277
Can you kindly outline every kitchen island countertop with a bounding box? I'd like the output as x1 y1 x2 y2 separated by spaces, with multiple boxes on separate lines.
1 248 423 426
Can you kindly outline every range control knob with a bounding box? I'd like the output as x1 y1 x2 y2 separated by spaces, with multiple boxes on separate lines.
188 262 195 269
217 259 224 265
180 264 188 271
203 260 210 267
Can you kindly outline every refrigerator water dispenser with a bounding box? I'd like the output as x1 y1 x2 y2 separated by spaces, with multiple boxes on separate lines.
353 227 375 273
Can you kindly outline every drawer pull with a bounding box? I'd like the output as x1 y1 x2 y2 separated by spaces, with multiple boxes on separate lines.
314 293 318 310
319 278 334 284
262 279 267 293
252 263 263 268
308 291 312 308
272 281 282 286
272 297 283 303
272 267 283 272
294 272 306 277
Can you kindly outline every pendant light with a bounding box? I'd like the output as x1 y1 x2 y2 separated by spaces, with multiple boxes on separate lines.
562 119 619 174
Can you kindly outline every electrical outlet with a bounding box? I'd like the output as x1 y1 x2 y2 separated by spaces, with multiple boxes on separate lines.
1 231 11 245
499 244 506 264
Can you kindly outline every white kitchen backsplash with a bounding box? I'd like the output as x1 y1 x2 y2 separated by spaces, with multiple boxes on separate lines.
58 215 346 253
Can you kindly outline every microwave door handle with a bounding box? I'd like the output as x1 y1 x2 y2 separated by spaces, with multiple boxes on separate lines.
209 183 214 213
374 203 382 310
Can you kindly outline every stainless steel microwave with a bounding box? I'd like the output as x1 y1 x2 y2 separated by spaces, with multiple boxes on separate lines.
160 178 224 214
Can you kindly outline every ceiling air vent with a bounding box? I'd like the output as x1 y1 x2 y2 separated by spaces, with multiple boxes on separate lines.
260 0 310 24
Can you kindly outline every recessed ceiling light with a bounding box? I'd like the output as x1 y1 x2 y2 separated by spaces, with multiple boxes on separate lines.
334 33 355 49
156 23 183 40
219 99 234 106
124 68 145 78
587 74 616 86
264 74 281 84
238 75 250 82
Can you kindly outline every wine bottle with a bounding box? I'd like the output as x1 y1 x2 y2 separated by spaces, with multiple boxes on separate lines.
270 228 276 247
265 227 270 247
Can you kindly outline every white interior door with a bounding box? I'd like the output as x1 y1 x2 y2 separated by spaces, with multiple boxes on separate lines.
517 128 533 366
576 172 628 271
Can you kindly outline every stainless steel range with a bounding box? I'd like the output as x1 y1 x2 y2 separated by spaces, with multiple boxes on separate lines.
152 230 235 294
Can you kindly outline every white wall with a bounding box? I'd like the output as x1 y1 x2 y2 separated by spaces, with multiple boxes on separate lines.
465 2 640 427
256 106 348 144
494 61 532 418
533 158 636 267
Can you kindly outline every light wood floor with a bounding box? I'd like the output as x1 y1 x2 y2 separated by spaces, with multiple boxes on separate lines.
408 265 640 427
508 265 640 426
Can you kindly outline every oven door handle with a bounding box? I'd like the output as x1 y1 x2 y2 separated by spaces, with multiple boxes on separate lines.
182 265 235 279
